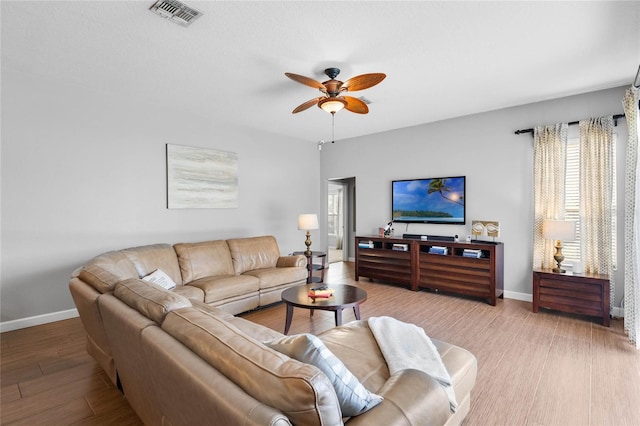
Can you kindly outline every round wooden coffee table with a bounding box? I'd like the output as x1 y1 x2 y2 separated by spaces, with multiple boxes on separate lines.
281 284 367 334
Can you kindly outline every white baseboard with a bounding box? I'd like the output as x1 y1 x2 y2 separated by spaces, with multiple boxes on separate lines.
0 308 79 333
503 291 533 302
611 306 625 318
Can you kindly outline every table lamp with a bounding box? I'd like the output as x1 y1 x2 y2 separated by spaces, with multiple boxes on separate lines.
542 219 576 273
297 213 319 255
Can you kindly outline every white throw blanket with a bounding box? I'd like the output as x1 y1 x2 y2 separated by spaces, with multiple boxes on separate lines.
368 316 457 412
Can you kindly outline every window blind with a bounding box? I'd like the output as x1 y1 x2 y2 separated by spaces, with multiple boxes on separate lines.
563 135 617 267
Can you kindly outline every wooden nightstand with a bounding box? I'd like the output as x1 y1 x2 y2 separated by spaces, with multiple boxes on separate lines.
532 269 610 326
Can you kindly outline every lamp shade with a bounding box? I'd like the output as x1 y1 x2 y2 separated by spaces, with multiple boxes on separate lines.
318 97 347 114
542 220 576 241
297 214 319 230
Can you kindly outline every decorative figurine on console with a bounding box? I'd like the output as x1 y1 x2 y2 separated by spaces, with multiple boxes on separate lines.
383 221 394 237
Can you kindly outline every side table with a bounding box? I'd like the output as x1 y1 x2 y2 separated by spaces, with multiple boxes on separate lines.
293 251 327 284
532 269 610 326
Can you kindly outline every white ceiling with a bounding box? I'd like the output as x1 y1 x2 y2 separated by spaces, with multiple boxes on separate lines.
2 1 639 142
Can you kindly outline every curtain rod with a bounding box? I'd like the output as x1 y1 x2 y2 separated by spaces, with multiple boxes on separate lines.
514 113 626 135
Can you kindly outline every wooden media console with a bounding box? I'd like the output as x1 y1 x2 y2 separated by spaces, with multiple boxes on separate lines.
355 235 504 305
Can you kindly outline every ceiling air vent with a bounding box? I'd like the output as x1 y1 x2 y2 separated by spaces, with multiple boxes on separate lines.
150 0 202 27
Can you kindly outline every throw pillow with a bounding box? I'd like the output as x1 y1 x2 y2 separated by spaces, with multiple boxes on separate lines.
142 268 177 290
265 333 383 417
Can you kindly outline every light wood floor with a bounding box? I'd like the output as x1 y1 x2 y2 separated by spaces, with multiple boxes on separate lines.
2 262 639 425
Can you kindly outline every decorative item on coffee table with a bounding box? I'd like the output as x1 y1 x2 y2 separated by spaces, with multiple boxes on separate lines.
308 285 334 299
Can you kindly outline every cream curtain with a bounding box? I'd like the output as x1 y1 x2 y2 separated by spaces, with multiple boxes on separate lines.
533 123 568 269
622 86 639 349
579 116 615 313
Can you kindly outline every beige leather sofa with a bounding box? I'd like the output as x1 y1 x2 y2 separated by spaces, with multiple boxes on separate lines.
97 277 477 425
69 235 308 386
70 235 478 425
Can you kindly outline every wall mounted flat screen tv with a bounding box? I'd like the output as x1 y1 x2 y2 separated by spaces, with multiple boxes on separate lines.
392 176 466 224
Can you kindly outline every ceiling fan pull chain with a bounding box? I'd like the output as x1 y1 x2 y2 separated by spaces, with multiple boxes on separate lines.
332 112 335 143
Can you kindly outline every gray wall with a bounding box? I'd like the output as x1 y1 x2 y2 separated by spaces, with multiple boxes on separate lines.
1 68 321 326
319 86 629 303
1 65 629 328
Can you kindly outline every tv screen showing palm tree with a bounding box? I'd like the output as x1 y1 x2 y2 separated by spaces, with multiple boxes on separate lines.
392 176 466 224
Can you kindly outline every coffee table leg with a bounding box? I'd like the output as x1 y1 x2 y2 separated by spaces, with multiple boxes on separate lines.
284 304 294 335
353 305 361 320
334 308 343 327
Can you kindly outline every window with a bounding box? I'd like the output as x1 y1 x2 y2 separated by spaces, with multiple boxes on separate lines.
562 135 617 267
327 189 341 237
562 138 580 262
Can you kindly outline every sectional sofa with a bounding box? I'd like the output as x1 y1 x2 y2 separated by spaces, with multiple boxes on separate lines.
69 235 478 425
69 235 308 385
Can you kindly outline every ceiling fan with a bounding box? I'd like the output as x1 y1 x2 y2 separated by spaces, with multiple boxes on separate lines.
285 68 386 115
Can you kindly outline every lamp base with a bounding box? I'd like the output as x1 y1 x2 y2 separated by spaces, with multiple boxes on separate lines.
553 242 565 273
304 231 312 256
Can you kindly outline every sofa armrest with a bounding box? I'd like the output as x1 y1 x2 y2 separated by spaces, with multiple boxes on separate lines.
346 369 451 426
277 255 307 268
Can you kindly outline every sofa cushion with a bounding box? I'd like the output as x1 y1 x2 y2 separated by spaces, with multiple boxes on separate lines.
78 251 139 293
320 321 478 412
174 240 235 283
122 244 182 286
192 301 283 341
172 284 205 301
162 308 343 426
114 278 192 324
187 274 259 304
344 369 451 426
244 266 307 290
227 236 280 275
266 333 383 417
318 320 390 393
433 340 478 405
190 300 236 319
277 255 307 268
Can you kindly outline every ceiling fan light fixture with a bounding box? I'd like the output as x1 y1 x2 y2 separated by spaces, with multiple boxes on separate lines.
286 68 384 115
318 97 347 114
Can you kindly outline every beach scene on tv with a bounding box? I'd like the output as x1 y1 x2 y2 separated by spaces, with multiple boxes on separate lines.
392 177 465 223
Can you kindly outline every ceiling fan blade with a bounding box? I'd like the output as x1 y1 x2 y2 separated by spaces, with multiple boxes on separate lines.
344 96 369 114
342 73 386 92
285 73 325 90
292 97 323 114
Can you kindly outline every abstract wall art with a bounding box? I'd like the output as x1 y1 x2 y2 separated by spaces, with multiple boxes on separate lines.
166 144 238 209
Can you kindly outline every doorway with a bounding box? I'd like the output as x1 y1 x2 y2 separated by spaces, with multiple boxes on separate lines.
327 177 355 263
